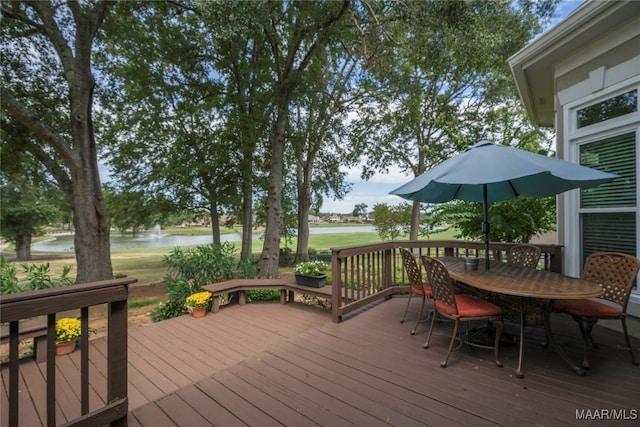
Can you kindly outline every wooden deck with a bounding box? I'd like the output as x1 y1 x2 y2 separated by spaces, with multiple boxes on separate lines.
3 297 640 426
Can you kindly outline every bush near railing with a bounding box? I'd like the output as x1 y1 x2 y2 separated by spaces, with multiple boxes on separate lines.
1 277 136 427
329 240 563 323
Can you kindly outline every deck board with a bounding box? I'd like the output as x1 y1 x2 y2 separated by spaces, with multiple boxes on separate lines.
2 297 639 426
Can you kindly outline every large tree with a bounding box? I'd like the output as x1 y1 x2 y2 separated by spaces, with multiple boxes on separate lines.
98 1 246 246
197 0 352 277
1 0 114 282
349 0 559 238
288 47 358 263
256 1 351 277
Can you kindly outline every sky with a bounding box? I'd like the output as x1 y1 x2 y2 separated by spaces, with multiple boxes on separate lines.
322 0 584 214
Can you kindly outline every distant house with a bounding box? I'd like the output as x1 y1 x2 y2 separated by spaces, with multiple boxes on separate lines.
328 215 342 223
509 0 640 315
308 215 322 224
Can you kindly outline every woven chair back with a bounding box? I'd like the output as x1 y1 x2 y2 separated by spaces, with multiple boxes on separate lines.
583 252 640 309
400 248 425 293
508 244 541 269
422 257 457 314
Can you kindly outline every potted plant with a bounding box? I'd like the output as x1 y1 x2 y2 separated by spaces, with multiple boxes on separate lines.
185 291 212 318
294 261 328 288
55 317 82 355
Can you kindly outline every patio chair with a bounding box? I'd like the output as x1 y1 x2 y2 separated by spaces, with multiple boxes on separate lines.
508 244 541 269
422 256 503 368
399 248 432 335
506 244 545 325
554 252 640 368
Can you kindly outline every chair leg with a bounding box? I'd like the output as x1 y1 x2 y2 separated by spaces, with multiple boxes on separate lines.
491 318 503 367
423 311 438 349
410 295 427 335
577 317 598 369
621 318 639 366
400 291 413 324
441 319 460 368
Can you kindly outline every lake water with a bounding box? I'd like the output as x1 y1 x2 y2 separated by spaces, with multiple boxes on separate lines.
32 226 376 252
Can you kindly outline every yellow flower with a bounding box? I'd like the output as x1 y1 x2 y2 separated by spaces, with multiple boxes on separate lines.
55 318 82 342
185 291 212 308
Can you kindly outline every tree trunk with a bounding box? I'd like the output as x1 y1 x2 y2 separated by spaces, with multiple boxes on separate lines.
69 43 112 282
209 201 221 245
69 82 113 283
295 157 312 264
258 106 287 278
410 134 427 239
240 174 254 261
410 201 421 240
15 234 32 261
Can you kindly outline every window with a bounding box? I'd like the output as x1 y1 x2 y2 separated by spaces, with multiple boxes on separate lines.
582 212 636 258
580 132 637 263
580 133 636 208
577 89 637 129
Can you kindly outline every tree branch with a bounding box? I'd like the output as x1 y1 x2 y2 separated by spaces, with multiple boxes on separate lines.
1 91 79 169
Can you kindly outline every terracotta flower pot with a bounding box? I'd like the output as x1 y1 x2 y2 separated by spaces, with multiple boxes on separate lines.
191 306 207 318
55 337 77 356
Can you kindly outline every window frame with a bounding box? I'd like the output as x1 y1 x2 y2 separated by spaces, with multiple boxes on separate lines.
563 80 640 279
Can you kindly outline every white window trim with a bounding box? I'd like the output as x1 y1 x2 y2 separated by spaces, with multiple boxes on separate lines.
562 77 640 280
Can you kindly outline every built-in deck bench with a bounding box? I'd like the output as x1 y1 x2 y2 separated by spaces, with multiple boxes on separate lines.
1 318 48 363
202 278 332 313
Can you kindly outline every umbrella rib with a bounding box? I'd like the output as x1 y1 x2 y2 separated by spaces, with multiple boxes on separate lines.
452 186 461 200
507 180 519 197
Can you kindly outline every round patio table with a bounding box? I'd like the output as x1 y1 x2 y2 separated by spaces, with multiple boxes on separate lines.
438 257 603 377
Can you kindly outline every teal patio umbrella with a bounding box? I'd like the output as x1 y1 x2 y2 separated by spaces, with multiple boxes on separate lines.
390 141 618 269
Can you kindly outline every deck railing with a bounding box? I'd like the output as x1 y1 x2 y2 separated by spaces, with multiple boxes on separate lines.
330 240 563 323
1 277 136 427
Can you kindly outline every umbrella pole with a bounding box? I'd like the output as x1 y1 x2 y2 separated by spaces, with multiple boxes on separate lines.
482 185 490 270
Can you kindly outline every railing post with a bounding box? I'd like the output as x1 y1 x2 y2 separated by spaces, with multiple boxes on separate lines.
108 296 129 426
331 249 342 323
383 248 393 289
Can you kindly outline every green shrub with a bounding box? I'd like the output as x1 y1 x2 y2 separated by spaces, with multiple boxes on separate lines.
163 242 237 285
0 257 20 294
247 289 280 301
156 243 238 321
0 257 73 294
163 278 200 303
237 258 256 279
150 299 186 322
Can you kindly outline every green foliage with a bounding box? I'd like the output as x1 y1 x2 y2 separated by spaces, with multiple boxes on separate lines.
0 257 74 294
162 278 200 304
352 203 368 217
150 300 187 322
0 257 20 295
237 258 257 279
156 243 238 321
247 289 280 302
163 242 237 286
430 197 556 243
372 203 412 240
128 298 159 309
